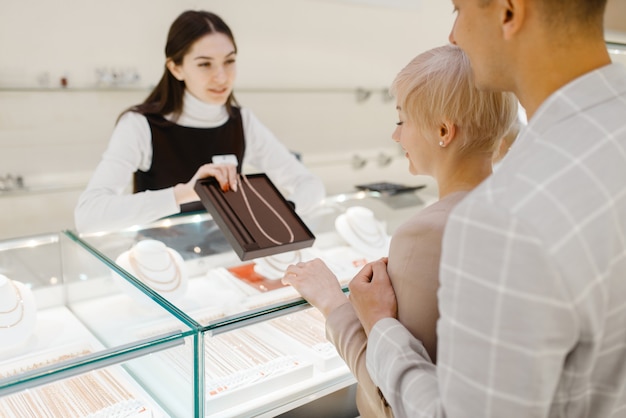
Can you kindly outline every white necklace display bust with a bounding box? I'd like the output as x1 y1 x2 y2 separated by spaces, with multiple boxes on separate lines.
254 250 303 280
0 274 37 349
115 240 189 303
335 206 391 258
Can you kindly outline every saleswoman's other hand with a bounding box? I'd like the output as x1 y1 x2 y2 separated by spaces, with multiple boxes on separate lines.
173 163 238 205
282 258 349 318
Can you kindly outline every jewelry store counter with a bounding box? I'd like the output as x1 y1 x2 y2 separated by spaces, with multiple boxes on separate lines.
0 186 432 417
70 187 433 417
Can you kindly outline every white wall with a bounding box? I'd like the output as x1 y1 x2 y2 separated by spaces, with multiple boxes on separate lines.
0 0 454 88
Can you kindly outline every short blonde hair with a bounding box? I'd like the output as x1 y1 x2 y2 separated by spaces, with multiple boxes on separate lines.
391 45 518 154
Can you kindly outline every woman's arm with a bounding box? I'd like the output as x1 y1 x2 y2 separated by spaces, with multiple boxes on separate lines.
74 112 179 233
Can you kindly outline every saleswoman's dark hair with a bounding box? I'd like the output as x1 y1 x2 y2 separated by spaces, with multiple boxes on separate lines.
120 10 239 122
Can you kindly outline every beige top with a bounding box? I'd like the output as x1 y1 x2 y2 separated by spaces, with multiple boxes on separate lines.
326 191 468 418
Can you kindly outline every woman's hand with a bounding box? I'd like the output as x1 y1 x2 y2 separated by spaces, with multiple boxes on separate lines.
173 163 238 205
282 258 349 318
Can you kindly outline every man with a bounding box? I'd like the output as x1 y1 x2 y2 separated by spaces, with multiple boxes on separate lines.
349 0 626 417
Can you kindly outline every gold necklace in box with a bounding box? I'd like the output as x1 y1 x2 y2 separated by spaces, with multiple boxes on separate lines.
237 174 295 245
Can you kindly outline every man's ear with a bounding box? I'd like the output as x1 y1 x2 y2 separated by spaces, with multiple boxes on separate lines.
501 0 525 40
166 59 184 81
438 119 457 147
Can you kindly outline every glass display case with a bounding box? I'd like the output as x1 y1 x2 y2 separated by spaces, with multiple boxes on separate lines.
73 185 435 417
0 175 434 416
0 231 197 417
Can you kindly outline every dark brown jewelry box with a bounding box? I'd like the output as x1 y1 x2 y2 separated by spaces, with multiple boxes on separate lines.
194 174 315 261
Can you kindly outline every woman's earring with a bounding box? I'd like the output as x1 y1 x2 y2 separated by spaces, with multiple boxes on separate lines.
439 141 445 147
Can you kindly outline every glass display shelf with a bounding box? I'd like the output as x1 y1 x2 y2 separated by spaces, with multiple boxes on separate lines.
72 187 434 417
0 231 198 417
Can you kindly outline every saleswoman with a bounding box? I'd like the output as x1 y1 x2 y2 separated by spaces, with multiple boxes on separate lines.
75 10 325 234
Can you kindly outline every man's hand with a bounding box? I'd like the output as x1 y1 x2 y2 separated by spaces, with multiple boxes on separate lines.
349 258 398 335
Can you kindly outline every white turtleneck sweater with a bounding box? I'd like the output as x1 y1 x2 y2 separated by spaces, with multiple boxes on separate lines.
74 92 325 233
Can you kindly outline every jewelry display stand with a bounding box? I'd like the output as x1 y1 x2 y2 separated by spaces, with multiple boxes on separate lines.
194 174 315 261
253 250 304 280
0 274 37 348
335 206 391 259
115 239 189 304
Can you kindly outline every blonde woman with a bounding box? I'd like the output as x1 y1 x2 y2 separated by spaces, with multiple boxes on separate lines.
282 44 517 417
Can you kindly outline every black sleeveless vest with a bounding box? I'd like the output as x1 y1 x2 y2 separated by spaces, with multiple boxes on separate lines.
134 107 245 213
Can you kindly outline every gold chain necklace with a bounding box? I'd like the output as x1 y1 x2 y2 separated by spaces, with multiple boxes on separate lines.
0 280 25 329
128 249 181 292
237 174 295 245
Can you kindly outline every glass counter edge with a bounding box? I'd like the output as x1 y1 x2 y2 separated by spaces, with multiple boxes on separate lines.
0 329 190 396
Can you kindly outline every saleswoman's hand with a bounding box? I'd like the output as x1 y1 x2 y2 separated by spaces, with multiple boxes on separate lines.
173 163 238 205
282 258 349 318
